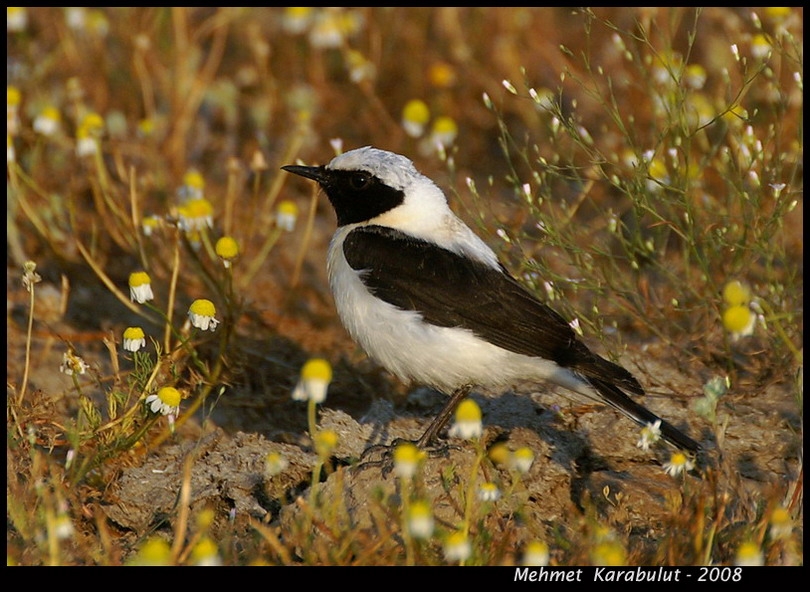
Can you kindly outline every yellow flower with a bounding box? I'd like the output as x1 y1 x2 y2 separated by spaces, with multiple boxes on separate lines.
721 281 758 339
723 304 756 337
309 10 343 48
146 386 181 416
60 350 89 376
647 154 669 186
636 419 662 452
264 451 289 478
308 7 360 49
196 507 215 531
190 536 221 566
178 169 205 201
478 481 501 502
87 9 109 37
590 539 627 566
651 49 683 86
430 116 458 148
722 103 749 125
76 114 104 156
7 7 28 32
33 105 61 136
7 85 22 109
428 61 457 89
684 92 715 128
276 200 299 231
127 536 172 566
769 505 792 540
750 33 772 60
188 298 219 331
141 215 161 237
448 398 483 440
764 7 792 22
683 64 707 89
53 512 74 541
292 358 332 403
663 451 694 477
488 442 511 467
177 198 214 233
128 271 154 303
137 118 155 138
522 540 550 567
734 540 764 566
346 49 375 83
215 236 239 268
511 446 535 474
281 7 314 34
722 280 751 307
79 112 104 136
122 326 147 352
401 99 430 138
393 441 425 480
313 429 338 458
406 500 434 540
443 531 471 563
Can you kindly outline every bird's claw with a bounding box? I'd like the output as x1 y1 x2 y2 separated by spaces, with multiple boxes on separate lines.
354 438 459 476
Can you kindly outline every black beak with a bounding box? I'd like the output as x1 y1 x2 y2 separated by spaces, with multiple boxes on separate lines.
281 164 328 185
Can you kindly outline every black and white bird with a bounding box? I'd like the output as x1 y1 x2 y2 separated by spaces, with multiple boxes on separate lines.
282 146 700 453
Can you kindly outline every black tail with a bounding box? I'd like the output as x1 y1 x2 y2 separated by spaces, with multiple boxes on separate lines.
589 376 701 453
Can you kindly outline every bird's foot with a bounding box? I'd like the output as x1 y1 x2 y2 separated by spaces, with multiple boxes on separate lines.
354 437 458 476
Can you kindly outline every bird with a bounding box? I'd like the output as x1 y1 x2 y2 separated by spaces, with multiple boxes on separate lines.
282 146 700 454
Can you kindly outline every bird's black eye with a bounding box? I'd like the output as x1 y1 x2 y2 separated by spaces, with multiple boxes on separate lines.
349 172 371 190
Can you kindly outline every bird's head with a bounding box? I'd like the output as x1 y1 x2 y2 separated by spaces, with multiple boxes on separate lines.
283 146 451 230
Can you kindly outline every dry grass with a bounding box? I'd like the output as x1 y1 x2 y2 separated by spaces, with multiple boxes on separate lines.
7 7 803 566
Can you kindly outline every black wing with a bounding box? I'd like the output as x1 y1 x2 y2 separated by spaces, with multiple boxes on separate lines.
342 225 642 395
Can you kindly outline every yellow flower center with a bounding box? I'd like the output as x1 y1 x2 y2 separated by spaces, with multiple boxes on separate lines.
722 280 751 306
723 305 754 333
7 85 22 106
158 386 181 407
393 441 423 466
432 116 458 136
189 298 216 318
181 198 213 219
215 236 239 259
40 105 61 121
183 170 205 190
301 358 332 382
191 537 218 562
80 112 104 133
129 271 151 288
488 442 511 466
402 99 430 125
455 398 482 422
314 429 338 456
277 200 299 216
409 500 431 519
136 537 172 564
123 326 145 340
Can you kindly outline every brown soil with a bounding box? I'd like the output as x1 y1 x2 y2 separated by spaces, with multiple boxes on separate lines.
6 241 801 564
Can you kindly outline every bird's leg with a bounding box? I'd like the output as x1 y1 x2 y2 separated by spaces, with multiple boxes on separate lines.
416 384 473 448
356 384 474 473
